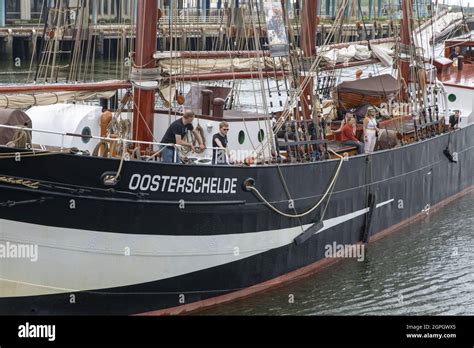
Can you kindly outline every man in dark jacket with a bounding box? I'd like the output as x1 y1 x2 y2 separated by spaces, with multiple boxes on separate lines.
160 110 205 163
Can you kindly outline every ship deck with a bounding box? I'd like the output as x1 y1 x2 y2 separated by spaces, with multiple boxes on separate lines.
439 64 474 90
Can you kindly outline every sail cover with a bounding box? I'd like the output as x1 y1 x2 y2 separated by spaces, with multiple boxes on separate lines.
337 74 399 96
336 74 400 109
0 109 32 145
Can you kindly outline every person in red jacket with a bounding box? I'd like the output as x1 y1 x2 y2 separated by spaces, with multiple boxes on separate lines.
341 117 364 154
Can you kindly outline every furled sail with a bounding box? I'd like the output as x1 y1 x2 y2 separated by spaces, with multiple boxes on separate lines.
157 57 288 76
0 90 117 109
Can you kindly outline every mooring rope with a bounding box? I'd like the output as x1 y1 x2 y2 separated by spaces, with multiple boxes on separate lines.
246 149 344 218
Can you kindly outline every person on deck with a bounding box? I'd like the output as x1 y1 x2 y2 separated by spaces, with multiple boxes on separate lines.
449 110 461 129
338 111 355 131
212 121 230 165
341 117 364 155
363 107 379 153
160 110 205 163
450 46 462 61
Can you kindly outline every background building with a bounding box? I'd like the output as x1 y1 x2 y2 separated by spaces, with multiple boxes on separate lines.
0 0 465 27
0 0 135 25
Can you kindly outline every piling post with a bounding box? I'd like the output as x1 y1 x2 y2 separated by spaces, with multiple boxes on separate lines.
361 27 366 40
28 29 36 61
6 29 13 61
97 32 105 58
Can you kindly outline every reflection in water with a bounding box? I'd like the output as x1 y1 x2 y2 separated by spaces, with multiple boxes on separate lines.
0 59 125 85
200 192 474 315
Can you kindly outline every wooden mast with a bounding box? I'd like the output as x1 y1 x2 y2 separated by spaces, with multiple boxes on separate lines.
300 0 317 59
133 0 158 147
400 0 413 101
300 0 318 120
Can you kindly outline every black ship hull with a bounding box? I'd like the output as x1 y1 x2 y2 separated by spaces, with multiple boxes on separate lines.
0 125 473 315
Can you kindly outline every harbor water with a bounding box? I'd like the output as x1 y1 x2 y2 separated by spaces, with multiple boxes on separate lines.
200 192 474 315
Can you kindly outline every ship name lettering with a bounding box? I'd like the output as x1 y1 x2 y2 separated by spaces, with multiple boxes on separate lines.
128 174 237 194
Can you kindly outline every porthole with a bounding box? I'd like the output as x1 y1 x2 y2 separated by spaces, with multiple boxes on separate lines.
238 130 245 144
258 129 265 143
448 94 457 102
81 126 92 143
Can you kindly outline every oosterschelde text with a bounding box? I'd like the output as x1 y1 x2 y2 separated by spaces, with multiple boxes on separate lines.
129 174 238 194
0 241 38 262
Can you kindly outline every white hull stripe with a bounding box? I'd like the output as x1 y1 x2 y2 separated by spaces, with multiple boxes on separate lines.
0 199 394 297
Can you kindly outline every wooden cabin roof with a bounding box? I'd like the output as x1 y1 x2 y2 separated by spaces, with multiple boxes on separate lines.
439 64 474 90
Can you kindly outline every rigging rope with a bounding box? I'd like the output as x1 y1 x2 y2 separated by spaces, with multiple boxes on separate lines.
255 0 351 159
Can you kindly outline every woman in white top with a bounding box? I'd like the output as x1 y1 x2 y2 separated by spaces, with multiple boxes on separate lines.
363 107 379 153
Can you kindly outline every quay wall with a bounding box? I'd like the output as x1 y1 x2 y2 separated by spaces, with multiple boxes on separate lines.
0 22 399 63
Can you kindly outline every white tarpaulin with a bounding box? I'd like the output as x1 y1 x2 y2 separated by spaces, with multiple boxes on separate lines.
415 11 464 58
319 43 393 67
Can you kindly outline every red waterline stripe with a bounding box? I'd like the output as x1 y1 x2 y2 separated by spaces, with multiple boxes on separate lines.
137 184 474 316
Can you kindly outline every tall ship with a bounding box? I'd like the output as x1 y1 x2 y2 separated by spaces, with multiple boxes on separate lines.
0 0 473 315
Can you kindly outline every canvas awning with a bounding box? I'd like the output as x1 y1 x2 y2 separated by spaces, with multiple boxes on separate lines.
0 109 32 145
336 74 400 96
336 74 400 109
